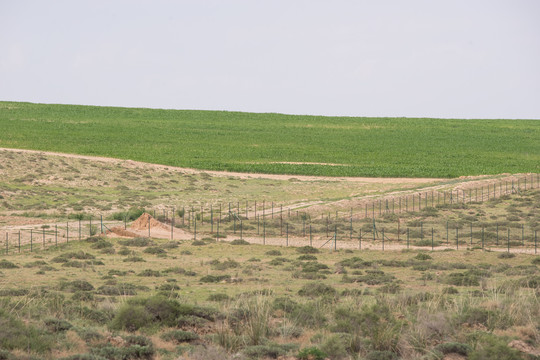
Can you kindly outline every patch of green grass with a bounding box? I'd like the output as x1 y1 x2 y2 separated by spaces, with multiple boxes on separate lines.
1 101 538 177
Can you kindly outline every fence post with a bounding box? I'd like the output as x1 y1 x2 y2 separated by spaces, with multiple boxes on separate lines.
100 215 103 234
481 225 484 250
263 220 266 245
334 225 337 251
446 221 449 245
470 223 473 246
406 228 409 249
286 223 289 247
42 228 45 246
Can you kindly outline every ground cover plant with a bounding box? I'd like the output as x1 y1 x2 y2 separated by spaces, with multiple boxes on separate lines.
0 236 539 359
1 101 539 177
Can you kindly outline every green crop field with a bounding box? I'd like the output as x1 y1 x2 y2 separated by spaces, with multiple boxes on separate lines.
0 101 539 177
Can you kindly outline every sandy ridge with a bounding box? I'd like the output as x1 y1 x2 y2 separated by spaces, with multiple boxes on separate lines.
0 147 443 183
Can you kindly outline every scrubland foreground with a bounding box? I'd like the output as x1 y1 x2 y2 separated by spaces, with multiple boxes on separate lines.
1 234 539 360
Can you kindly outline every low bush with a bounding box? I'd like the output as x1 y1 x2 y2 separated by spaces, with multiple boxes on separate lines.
208 293 230 302
230 239 250 245
137 269 161 277
498 252 515 259
200 275 231 283
211 259 240 270
296 246 319 254
143 247 166 255
160 330 199 343
298 283 337 297
415 253 433 260
123 256 145 262
119 237 154 247
191 240 206 246
297 254 318 261
297 347 327 360
44 318 73 332
265 250 282 256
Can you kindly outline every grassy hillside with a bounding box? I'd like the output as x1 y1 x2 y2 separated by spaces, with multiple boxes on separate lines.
0 101 538 177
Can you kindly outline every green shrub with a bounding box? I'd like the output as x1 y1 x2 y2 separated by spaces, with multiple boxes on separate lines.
191 240 206 246
212 259 240 270
44 318 73 332
72 291 95 301
242 344 290 359
90 240 113 249
208 293 230 302
138 269 161 277
0 309 53 353
230 239 250 245
532 257 540 265
301 261 329 273
444 271 480 286
59 354 108 360
469 335 521 360
52 251 96 262
296 246 319 254
269 257 291 266
265 250 282 256
62 280 95 292
298 283 337 297
160 330 199 343
0 260 18 269
110 304 153 331
0 288 29 296
123 256 146 262
297 347 327 360
498 252 516 259
200 275 231 283
143 247 166 255
433 342 471 356
365 350 398 360
319 334 348 360
119 237 154 247
442 286 459 294
415 253 433 260
297 254 318 261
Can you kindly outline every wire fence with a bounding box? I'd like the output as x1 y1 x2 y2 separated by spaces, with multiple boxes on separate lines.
1 174 539 255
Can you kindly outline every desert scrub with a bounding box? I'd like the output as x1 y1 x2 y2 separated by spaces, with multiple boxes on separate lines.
119 237 154 247
298 283 337 297
160 330 199 343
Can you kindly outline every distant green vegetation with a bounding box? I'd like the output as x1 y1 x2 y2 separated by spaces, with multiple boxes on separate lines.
0 101 538 177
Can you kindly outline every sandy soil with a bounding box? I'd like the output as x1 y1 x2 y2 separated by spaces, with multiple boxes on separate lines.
0 147 443 183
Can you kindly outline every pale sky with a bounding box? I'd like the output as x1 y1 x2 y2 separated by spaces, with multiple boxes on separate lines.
1 1 539 119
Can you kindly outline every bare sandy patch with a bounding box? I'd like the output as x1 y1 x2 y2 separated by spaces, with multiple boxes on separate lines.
0 147 443 183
